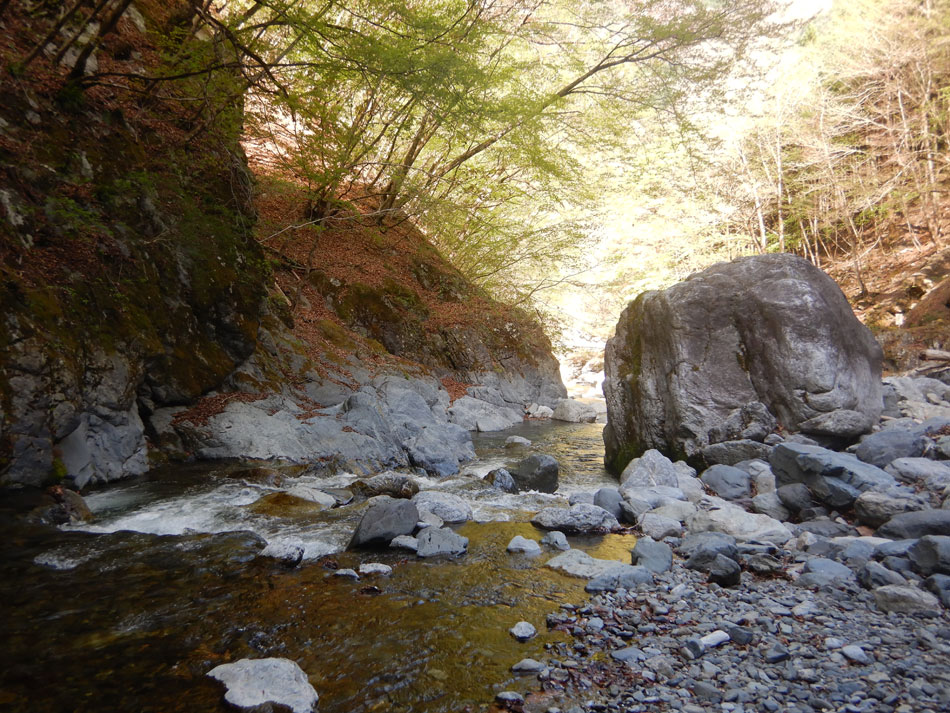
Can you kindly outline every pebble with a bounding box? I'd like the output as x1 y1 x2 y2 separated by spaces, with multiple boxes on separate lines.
510 621 536 641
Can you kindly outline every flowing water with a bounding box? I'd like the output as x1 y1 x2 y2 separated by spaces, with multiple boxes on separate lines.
0 421 636 713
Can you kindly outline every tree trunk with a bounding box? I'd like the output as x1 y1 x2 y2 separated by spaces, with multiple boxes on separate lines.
69 0 134 81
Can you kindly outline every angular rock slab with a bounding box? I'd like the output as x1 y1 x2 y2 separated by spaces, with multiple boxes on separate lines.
208 658 318 713
349 498 419 548
531 503 619 533
603 254 882 472
688 496 792 544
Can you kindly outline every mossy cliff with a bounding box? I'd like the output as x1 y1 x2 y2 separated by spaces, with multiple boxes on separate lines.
0 2 564 488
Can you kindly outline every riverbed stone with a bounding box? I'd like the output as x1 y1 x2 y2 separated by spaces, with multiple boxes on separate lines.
877 510 950 539
701 439 773 467
349 498 419 548
924 574 950 607
770 443 897 508
593 487 624 520
886 457 950 489
486 468 518 493
907 536 950 576
412 491 472 523
688 496 792 544
505 436 531 448
858 561 907 589
776 483 816 513
873 584 941 614
389 535 418 552
509 621 536 641
856 428 930 468
352 471 419 499
797 557 856 589
700 464 752 500
511 658 545 673
602 254 882 471
585 564 654 592
680 532 739 570
541 530 570 550
631 536 673 573
531 503 619 533
619 449 680 488
707 553 741 587
546 549 624 579
507 535 542 555
207 658 318 713
514 454 559 493
416 527 468 558
358 563 392 576
751 492 791 521
638 513 682 540
854 490 926 528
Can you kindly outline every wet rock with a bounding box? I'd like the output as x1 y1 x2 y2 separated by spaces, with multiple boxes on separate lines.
505 436 532 448
510 621 536 641
207 658 318 713
507 535 542 555
285 485 338 509
688 496 792 544
352 472 419 499
332 568 359 579
511 658 545 673
630 537 673 573
878 510 950 539
486 468 518 493
707 553 741 587
349 498 419 548
873 584 941 614
603 254 882 470
495 691 525 708
907 536 950 575
406 423 476 476
551 398 597 423
412 491 472 523
619 449 680 488
541 531 570 550
416 527 468 558
700 464 752 500
531 503 618 533
514 454 559 493
260 540 305 567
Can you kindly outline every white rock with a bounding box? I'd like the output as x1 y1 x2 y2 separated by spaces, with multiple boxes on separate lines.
390 535 418 552
700 630 730 648
332 568 359 579
506 535 542 555
413 491 472 523
510 621 536 641
545 549 624 579
638 513 683 540
208 658 318 713
687 496 793 544
286 485 338 509
358 563 392 576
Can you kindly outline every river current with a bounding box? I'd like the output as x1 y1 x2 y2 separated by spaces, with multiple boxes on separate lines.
0 421 637 713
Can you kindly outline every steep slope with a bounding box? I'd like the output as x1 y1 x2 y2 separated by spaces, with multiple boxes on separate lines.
0 2 564 489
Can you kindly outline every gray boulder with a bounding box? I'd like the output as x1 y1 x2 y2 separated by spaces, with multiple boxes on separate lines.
514 454 559 493
486 468 518 493
886 457 950 490
700 464 752 500
406 423 475 476
688 496 792 544
619 449 680 488
707 554 741 587
546 549 623 579
856 428 929 468
638 513 683 540
541 531 570 550
776 483 815 513
796 558 856 589
349 498 419 548
907 536 950 576
873 584 941 614
854 490 927 528
631 537 673 573
858 561 907 589
701 440 772 467
924 574 950 607
679 531 739 568
207 658 318 713
586 565 654 592
551 398 597 423
770 443 897 508
507 535 542 555
603 254 882 472
877 510 950 539
412 491 472 523
751 492 791 522
593 487 625 520
416 527 468 557
531 503 619 533
798 409 874 439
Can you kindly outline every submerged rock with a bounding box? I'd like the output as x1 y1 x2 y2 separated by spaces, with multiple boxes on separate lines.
207 658 318 713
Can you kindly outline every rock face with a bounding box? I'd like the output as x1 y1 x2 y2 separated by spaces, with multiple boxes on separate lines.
602 254 882 472
207 658 318 713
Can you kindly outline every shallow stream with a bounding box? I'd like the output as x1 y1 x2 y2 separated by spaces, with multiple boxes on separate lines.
0 422 636 713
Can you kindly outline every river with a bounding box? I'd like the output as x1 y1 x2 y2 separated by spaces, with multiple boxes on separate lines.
0 421 637 713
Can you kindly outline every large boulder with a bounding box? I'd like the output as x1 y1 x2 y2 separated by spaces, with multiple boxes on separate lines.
687 496 793 544
602 254 882 472
531 503 619 533
514 454 559 493
348 498 419 548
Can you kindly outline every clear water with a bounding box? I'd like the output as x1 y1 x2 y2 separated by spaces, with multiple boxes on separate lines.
0 421 635 713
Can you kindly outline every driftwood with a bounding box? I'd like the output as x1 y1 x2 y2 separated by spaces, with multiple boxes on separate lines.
921 349 950 362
